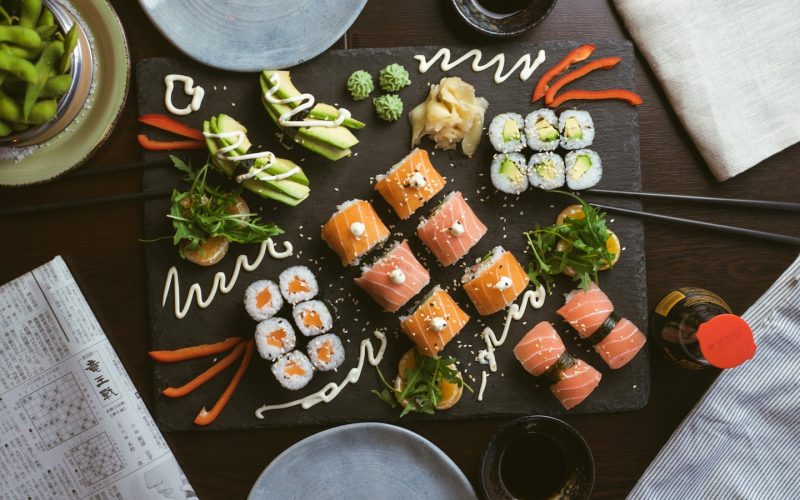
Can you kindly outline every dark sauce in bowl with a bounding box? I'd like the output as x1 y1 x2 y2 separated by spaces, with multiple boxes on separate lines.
500 433 570 499
472 0 532 18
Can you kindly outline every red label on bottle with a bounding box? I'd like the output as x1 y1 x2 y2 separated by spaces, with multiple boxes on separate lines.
696 314 756 369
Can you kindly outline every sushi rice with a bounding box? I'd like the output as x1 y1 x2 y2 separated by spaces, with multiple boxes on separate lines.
490 152 529 195
254 317 296 362
565 149 602 190
488 113 526 153
279 265 319 304
244 279 283 321
271 350 314 390
524 109 560 151
527 152 566 191
559 110 595 150
306 333 345 371
292 299 333 336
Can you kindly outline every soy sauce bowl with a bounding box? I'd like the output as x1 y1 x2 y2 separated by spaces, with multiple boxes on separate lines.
450 0 558 38
480 416 594 500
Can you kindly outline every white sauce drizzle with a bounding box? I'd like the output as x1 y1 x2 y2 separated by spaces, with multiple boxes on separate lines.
478 371 488 402
164 74 205 116
202 130 300 184
255 331 387 417
263 72 351 128
413 48 547 84
162 238 293 320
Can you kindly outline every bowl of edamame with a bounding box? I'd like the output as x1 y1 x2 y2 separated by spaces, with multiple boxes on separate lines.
0 0 92 147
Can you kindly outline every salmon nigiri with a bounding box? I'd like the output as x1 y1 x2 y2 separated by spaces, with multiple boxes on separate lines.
513 322 566 377
321 199 390 266
556 283 614 338
417 191 487 267
462 246 529 316
594 317 647 369
354 240 430 313
400 286 469 356
550 359 602 410
375 148 446 219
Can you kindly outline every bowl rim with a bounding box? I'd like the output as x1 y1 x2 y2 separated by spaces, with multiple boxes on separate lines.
449 0 559 37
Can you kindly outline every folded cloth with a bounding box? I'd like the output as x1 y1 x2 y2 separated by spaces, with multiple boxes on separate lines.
628 254 800 499
613 0 800 181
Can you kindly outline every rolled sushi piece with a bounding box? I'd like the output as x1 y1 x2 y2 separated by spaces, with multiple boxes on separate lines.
244 279 283 321
292 299 333 337
462 246 530 316
375 148 446 220
271 350 314 390
524 109 560 151
550 359 602 410
488 113 526 153
527 152 566 191
556 283 614 338
354 240 430 313
306 333 345 371
513 321 567 377
417 191 487 267
321 199 390 266
400 286 470 356
559 110 594 150
564 149 602 191
593 317 647 369
255 317 297 362
279 265 319 305
490 153 529 195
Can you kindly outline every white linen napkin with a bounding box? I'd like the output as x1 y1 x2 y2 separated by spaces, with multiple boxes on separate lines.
628 254 800 498
613 0 800 181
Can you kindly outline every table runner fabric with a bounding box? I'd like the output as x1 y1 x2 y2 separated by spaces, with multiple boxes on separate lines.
628 254 800 499
613 0 800 181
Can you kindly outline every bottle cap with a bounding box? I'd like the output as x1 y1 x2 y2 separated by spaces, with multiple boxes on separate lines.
696 314 756 369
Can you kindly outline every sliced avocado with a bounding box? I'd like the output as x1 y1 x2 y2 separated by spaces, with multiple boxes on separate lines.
262 70 301 102
204 119 236 177
295 132 352 161
563 117 582 140
216 114 251 153
309 103 365 130
535 160 557 180
501 119 521 142
267 157 309 186
300 125 358 150
499 157 524 184
242 179 308 207
570 154 592 179
534 118 559 142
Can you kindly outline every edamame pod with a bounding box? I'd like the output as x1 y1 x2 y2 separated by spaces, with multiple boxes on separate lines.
0 90 22 122
20 0 43 29
0 119 11 136
59 25 77 73
37 7 54 28
23 40 62 119
40 73 70 98
35 24 56 39
0 42 41 59
10 121 29 132
0 51 37 84
0 25 42 49
27 98 56 124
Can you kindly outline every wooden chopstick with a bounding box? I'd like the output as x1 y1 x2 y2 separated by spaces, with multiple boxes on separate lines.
586 188 800 212
592 203 800 246
0 189 173 216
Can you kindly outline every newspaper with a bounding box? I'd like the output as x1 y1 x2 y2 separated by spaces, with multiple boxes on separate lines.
0 256 197 500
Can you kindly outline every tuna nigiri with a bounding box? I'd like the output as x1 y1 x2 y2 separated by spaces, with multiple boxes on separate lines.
354 240 430 313
462 246 530 316
375 148 446 219
556 283 614 337
594 317 647 369
513 322 566 377
321 199 390 266
400 286 469 356
417 191 487 267
550 359 602 410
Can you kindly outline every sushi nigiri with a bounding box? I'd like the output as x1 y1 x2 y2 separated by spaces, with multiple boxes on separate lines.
550 359 602 410
417 191 487 267
321 199 390 266
354 240 430 313
593 317 647 369
374 149 446 220
400 286 469 356
556 283 614 338
462 246 530 316
513 322 566 377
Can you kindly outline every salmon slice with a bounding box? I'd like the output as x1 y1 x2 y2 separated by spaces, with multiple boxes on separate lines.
266 329 286 348
301 310 323 328
400 286 470 356
550 359 602 410
321 199 390 266
594 317 646 369
288 277 310 294
316 341 332 364
354 240 430 312
284 360 306 377
375 148 446 219
256 287 273 308
513 322 566 377
556 283 614 338
462 247 529 316
417 191 487 267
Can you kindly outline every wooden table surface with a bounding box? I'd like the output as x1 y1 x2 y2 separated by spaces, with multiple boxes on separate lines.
1 1 798 498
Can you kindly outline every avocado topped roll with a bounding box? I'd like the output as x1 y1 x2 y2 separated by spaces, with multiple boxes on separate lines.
559 110 595 150
524 109 560 151
491 153 529 195
528 152 566 191
488 113 526 153
565 149 602 190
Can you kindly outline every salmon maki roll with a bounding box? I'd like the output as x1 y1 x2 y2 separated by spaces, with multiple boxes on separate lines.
354 240 430 312
321 199 390 266
513 322 567 377
417 191 487 267
462 246 529 315
594 317 647 369
550 359 602 410
400 286 470 356
556 283 614 338
375 148 446 219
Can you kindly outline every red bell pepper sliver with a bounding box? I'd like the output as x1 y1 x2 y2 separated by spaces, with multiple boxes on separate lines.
544 57 622 105
138 114 205 141
532 44 596 102
138 134 205 151
148 337 243 363
162 341 247 399
194 340 254 426
547 89 644 108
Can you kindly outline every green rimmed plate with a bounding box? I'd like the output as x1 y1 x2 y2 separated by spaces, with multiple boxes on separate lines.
0 0 129 186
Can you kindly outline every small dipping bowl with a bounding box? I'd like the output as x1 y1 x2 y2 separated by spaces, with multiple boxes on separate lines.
480 416 594 500
450 0 558 37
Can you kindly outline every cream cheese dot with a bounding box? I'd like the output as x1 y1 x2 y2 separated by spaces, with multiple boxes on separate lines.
449 221 465 236
407 172 427 188
494 276 513 291
350 221 366 238
430 317 448 331
388 269 406 285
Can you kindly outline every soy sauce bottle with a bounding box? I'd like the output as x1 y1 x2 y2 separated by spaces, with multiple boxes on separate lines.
651 287 756 370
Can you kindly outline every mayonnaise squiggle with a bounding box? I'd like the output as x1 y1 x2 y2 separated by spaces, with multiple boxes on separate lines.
478 371 488 402
164 74 205 115
255 331 387 417
264 72 351 128
162 238 293 320
202 130 300 183
414 48 547 84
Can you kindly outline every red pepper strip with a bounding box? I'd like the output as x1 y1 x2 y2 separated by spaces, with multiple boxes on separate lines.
138 134 205 151
138 114 205 141
162 341 246 398
148 337 243 363
532 44 596 102
194 340 254 426
547 89 644 108
544 57 622 105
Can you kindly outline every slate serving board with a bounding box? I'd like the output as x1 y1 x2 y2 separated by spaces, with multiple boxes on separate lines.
137 41 648 431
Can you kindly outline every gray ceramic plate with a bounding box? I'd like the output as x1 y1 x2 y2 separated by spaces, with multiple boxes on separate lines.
137 0 367 71
248 423 477 500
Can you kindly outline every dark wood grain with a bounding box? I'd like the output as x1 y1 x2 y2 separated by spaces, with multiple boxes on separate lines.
0 1 797 498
